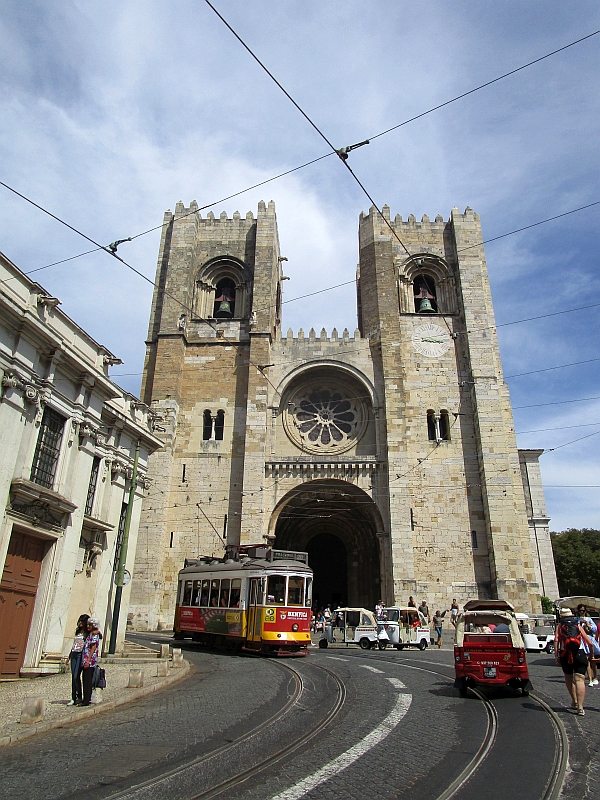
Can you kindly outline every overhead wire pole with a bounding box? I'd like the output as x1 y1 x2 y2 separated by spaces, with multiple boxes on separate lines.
108 440 140 655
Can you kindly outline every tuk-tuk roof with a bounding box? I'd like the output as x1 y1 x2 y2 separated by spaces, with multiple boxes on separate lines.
555 596 600 615
387 606 421 612
463 599 515 612
336 607 373 614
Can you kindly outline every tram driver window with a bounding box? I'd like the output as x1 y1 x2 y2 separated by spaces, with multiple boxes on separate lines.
305 577 313 608
288 576 304 606
267 575 286 605
183 581 193 606
230 579 241 608
220 579 230 607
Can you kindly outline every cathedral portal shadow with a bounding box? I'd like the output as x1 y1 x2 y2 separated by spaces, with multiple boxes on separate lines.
272 480 382 610
306 532 348 611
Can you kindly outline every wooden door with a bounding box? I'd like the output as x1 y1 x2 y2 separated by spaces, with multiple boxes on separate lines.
247 578 264 643
0 532 46 676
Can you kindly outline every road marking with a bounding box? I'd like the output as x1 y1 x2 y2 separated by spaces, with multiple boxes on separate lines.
326 656 349 662
270 691 412 800
388 677 407 689
360 665 384 674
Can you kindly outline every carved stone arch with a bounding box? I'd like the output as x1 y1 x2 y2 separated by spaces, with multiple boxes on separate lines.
193 256 253 320
397 253 456 314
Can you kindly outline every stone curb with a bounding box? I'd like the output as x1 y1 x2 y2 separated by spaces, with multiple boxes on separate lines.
0 659 192 748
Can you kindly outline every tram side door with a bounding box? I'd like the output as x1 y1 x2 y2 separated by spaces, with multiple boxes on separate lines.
247 578 263 642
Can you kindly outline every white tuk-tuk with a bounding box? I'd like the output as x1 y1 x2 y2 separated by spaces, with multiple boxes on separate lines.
381 607 430 650
319 607 387 649
516 612 556 654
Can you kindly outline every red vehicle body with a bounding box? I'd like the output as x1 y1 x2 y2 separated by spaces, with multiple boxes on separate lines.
454 599 533 696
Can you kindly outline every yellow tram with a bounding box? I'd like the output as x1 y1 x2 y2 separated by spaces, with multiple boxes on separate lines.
174 546 313 656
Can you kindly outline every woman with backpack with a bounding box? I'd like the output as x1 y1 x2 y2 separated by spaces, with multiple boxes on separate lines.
554 607 595 716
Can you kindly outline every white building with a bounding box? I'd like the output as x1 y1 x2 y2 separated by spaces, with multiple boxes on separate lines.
0 251 162 676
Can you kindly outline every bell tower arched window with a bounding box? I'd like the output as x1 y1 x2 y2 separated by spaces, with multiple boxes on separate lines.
397 254 456 315
213 278 236 318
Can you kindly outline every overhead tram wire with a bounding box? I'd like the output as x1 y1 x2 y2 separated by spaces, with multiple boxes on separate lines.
0 180 220 332
6 22 599 282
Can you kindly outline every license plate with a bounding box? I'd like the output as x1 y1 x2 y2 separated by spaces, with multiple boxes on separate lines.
483 667 496 678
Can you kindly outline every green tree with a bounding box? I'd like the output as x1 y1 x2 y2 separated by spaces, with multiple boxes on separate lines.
551 529 600 597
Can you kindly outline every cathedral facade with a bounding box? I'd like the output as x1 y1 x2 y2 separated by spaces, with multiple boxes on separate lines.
129 200 559 631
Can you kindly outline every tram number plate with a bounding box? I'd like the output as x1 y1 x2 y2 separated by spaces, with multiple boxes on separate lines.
483 667 496 678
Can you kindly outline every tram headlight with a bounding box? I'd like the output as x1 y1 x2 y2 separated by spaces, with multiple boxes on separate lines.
292 623 299 632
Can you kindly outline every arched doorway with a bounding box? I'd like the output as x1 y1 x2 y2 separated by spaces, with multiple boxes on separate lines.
272 480 382 610
306 532 348 610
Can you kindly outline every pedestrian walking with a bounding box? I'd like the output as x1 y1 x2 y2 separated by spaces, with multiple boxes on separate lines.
555 607 594 716
450 599 459 627
81 617 101 706
575 603 600 686
407 596 416 608
433 611 444 648
65 614 89 706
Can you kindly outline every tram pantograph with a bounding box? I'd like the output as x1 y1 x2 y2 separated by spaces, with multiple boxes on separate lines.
174 546 313 656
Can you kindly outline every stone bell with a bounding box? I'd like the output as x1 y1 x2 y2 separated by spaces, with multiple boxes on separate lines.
414 281 436 313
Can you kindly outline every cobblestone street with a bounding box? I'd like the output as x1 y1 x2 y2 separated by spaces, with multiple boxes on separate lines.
1 635 598 800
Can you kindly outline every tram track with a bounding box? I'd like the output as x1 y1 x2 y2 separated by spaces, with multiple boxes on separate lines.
337 649 569 800
100 658 346 800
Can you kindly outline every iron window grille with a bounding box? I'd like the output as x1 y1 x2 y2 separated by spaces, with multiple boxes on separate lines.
30 408 66 489
85 456 101 516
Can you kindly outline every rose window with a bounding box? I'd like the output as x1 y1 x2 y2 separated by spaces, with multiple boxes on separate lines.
283 384 367 454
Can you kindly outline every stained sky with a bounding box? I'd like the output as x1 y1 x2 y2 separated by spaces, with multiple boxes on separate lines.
1 1 599 532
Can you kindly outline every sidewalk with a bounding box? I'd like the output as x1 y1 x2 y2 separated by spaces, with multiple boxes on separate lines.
0 656 190 747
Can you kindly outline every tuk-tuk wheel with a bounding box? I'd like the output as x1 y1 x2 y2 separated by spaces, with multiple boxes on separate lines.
318 638 328 649
418 639 427 650
378 641 387 650
545 643 555 654
359 638 371 650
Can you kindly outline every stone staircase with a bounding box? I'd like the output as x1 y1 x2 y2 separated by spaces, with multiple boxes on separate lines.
101 639 166 664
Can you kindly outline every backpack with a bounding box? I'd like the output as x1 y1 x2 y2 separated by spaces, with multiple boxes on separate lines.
559 620 582 660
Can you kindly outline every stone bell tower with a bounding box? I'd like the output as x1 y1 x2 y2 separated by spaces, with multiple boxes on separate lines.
129 200 283 630
357 205 541 612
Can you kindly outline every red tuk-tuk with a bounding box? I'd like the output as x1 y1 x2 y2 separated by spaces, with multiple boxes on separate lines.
454 599 533 696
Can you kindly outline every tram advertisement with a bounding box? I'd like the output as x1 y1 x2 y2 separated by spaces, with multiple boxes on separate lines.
263 608 310 633
179 607 242 636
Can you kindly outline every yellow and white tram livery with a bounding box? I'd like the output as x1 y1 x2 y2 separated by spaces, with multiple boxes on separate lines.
174 547 313 656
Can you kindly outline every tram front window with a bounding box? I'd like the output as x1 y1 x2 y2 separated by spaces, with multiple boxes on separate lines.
287 576 304 606
267 575 286 605
182 581 193 606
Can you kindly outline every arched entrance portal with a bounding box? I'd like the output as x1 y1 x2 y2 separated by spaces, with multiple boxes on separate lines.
272 480 382 610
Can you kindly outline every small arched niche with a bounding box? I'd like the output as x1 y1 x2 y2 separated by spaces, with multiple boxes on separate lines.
193 257 253 320
397 254 455 315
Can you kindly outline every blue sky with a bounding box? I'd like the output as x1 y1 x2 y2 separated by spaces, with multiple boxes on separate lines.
1 1 599 531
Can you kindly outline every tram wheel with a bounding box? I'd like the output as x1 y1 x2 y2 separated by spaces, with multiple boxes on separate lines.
458 679 468 697
359 638 371 650
521 687 529 696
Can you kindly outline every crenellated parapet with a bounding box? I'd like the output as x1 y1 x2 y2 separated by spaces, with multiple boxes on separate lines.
277 326 362 345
